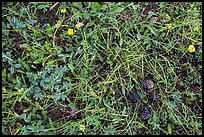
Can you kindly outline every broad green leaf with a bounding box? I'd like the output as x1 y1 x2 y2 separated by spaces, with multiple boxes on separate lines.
31 80 38 85
101 28 108 33
20 113 27 119
92 2 100 10
37 120 42 126
70 121 78 126
14 64 21 68
73 2 82 9
26 125 37 131
10 67 14 74
83 12 91 19
68 102 76 109
44 77 50 82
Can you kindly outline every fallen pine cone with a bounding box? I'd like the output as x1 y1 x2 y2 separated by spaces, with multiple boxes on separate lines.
130 91 139 102
140 80 154 90
139 105 151 121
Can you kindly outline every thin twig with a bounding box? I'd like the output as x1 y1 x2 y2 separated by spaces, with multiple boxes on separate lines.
49 2 60 11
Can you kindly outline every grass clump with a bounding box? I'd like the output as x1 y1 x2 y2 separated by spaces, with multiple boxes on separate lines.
2 2 202 135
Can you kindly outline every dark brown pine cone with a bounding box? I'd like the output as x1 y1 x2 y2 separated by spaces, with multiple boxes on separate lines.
140 80 154 90
139 105 151 120
130 91 139 102
148 92 155 102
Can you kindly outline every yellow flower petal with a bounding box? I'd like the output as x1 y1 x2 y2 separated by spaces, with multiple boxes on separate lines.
56 20 62 28
18 89 23 93
166 23 172 30
68 28 74 35
75 22 84 29
61 8 67 13
79 124 85 131
188 45 196 53
193 27 199 32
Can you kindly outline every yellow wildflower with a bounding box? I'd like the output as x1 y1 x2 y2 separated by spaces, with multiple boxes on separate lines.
60 8 67 13
188 45 196 53
68 28 74 35
75 22 84 29
81 40 88 46
166 23 172 30
35 102 39 106
91 109 95 114
193 27 199 32
18 89 23 93
79 124 85 131
56 20 62 28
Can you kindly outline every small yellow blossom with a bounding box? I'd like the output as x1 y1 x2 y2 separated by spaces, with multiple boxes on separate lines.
56 20 62 28
81 40 88 46
60 8 67 13
67 28 74 35
166 23 172 30
79 124 85 131
18 89 23 93
193 27 199 32
188 45 196 53
35 102 39 105
90 109 95 114
75 22 84 29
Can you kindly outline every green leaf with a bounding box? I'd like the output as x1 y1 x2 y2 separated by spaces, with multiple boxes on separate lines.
167 124 172 134
101 28 108 33
68 63 75 73
10 67 15 74
37 120 42 126
46 23 54 35
25 116 31 123
146 24 157 36
14 64 21 68
40 80 44 86
86 22 94 27
73 2 82 9
68 102 76 109
44 77 50 82
26 125 37 131
119 38 123 46
2 22 6 28
2 57 7 62
27 18 37 25
70 121 78 126
2 69 6 78
114 7 124 13
2 22 9 36
92 33 99 40
146 11 155 21
31 80 38 85
136 90 145 99
115 32 120 36
19 85 34 102
42 110 47 116
122 86 125 95
33 58 42 64
137 122 144 128
20 113 27 119
22 62 30 71
92 2 101 10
